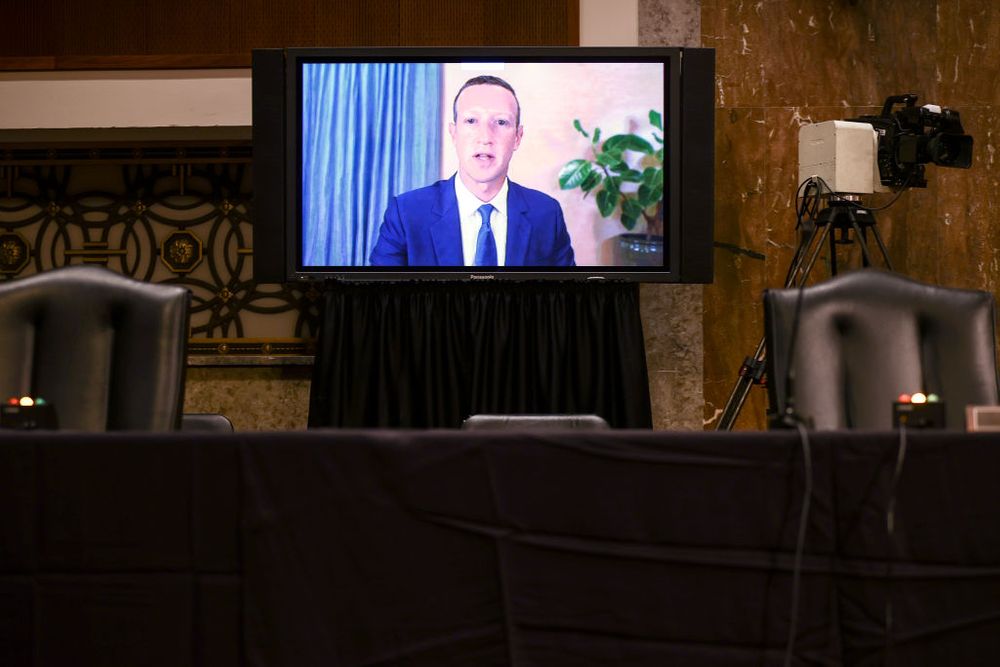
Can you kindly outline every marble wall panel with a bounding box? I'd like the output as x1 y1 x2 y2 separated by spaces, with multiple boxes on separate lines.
184 366 312 431
639 0 705 429
641 283 703 429
702 0 1000 430
704 0 883 108
639 0 700 46
936 4 1000 105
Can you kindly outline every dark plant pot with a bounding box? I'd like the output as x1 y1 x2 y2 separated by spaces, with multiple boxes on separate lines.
611 233 663 267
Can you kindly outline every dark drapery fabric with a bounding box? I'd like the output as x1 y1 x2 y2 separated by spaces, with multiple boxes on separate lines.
6 430 1000 665
308 281 652 428
243 430 1000 666
0 433 240 667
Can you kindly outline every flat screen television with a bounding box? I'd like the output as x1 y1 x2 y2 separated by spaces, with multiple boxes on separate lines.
252 46 714 283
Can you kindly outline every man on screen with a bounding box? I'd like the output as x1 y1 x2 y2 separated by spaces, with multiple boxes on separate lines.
369 75 575 267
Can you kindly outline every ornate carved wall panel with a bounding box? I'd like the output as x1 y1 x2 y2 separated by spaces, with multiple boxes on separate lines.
0 146 321 358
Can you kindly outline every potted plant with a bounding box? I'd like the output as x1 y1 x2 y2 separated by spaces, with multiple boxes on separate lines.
557 110 664 266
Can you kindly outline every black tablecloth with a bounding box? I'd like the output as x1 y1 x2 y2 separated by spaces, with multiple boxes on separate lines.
3 429 1000 666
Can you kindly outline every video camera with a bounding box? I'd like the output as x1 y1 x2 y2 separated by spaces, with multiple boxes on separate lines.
798 94 973 194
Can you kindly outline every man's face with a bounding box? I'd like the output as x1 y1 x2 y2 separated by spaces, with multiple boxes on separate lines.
449 84 523 198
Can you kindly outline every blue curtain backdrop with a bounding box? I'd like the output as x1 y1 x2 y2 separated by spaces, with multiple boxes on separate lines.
301 63 442 266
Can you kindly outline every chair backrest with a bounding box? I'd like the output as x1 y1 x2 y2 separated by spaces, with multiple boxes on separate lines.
461 414 611 430
764 269 999 430
0 266 190 431
181 413 236 432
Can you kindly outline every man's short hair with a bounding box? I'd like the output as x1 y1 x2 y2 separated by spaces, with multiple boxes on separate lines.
452 75 521 127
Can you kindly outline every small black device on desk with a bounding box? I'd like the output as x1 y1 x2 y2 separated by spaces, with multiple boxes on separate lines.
1 396 59 430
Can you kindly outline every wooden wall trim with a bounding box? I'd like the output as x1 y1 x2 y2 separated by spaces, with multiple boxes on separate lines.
566 0 580 45
0 54 251 72
0 1 581 71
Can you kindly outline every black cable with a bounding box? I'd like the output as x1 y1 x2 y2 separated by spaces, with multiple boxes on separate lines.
809 173 914 213
795 171 913 213
882 425 908 664
781 272 808 422
783 421 813 667
794 176 823 220
856 172 914 212
886 424 908 541
779 180 818 424
785 177 824 287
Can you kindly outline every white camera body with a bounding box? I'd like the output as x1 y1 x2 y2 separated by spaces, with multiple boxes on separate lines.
798 120 889 195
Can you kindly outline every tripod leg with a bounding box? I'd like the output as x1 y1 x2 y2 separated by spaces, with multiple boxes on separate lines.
784 220 823 287
798 221 832 284
716 218 832 430
715 337 766 431
828 222 839 275
715 200 850 430
848 216 876 267
846 211 872 266
869 222 895 271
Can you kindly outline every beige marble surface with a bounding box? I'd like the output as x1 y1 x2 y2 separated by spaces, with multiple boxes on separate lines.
640 0 701 47
638 0 705 430
184 366 312 431
641 283 704 429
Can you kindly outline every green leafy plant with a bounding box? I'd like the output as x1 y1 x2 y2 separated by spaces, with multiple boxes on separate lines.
557 110 664 237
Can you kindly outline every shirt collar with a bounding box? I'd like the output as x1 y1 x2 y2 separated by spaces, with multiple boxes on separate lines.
454 174 508 219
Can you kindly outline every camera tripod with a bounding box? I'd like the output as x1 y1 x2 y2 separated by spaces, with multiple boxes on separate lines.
714 198 894 431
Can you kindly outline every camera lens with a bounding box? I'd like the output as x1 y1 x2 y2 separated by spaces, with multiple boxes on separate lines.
925 134 973 168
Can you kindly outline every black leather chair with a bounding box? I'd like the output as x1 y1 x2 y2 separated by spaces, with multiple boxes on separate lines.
0 266 191 431
764 269 1000 430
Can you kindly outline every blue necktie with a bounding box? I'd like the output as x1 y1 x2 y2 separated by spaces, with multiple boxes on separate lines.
473 203 497 266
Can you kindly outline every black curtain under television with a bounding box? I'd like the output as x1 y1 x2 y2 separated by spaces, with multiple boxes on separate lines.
308 281 653 428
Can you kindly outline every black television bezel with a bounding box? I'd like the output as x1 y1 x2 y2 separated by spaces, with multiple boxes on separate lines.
252 46 714 284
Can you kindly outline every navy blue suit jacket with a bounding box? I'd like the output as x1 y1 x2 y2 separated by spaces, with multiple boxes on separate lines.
369 176 575 266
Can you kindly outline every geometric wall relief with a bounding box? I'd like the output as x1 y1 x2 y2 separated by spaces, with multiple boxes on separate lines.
0 158 321 359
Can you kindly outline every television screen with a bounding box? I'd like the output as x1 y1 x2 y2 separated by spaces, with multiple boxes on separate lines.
252 47 714 283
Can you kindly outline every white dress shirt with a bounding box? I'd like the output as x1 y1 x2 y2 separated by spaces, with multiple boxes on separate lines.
453 175 509 266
